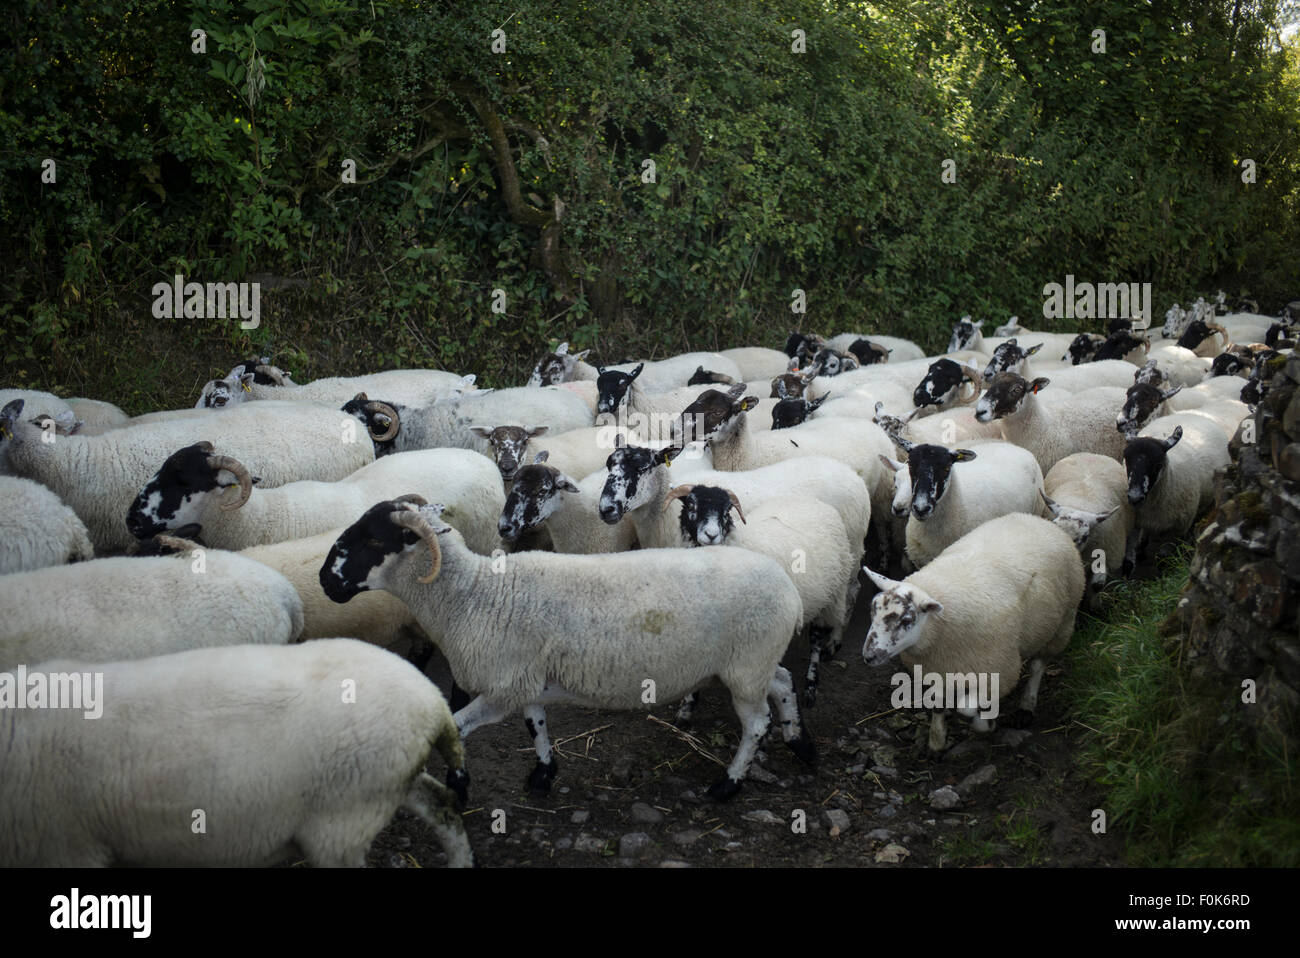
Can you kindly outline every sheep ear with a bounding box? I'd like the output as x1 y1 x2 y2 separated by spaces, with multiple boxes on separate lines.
726 383 747 399
555 342 570 355
468 426 493 438
554 472 580 493
863 565 899 593
1025 342 1044 356
1095 506 1120 525
628 363 645 380
527 425 550 437
1040 489 1062 517
879 455 901 473
1162 386 1183 401
808 393 829 411
738 396 759 412
1007 338 1018 346
573 349 591 361
972 320 983 328
1030 377 1050 394
952 449 978 462
1163 426 1183 450
533 451 550 464
917 598 943 614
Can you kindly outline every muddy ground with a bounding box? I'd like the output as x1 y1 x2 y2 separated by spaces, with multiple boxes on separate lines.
357 568 1127 869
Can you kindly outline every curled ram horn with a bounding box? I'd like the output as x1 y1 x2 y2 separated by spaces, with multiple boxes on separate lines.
362 399 400 441
206 453 253 510
725 489 747 524
389 502 442 583
660 484 697 514
254 364 289 385
155 534 204 554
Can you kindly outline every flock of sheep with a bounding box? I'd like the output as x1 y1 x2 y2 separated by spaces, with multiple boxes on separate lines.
1 290 1294 867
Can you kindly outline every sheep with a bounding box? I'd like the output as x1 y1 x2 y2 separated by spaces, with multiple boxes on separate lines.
913 358 981 409
126 443 505 553
828 333 925 362
771 393 830 429
320 497 816 800
695 389 892 528
1205 351 1251 379
498 454 639 554
981 339 1045 382
885 435 1045 569
861 512 1084 750
974 374 1128 474
844 339 892 366
343 383 592 457
1062 332 1107 365
981 326 1082 364
991 359 1148 394
817 381 915 422
0 398 375 552
809 347 860 377
0 638 472 867
770 364 824 399
1092 328 1152 364
0 476 95 573
871 402 1003 446
597 438 871 568
197 364 472 408
1042 453 1133 597
946 316 990 353
579 353 745 391
1165 375 1257 411
720 347 793 381
1116 382 1184 439
528 341 593 385
467 423 626 484
664 485 854 707
594 369 777 442
785 332 829 365
0 388 73 423
687 365 737 386
0 550 303 671
1178 400 1250 440
63 397 130 429
1123 416 1230 568
1175 317 1229 357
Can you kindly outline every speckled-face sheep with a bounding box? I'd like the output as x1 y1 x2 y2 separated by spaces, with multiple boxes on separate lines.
126 443 504 553
770 365 826 400
845 339 891 366
1092 329 1152 364
913 358 981 409
828 333 925 363
665 485 853 708
498 455 638 554
809 348 860 377
885 436 1045 569
1062 333 1107 365
1116 382 1184 439
0 551 303 671
1122 416 1230 568
528 341 593 386
1042 453 1133 597
981 339 1045 383
0 476 94 573
197 364 472 409
341 383 592 457
0 639 472 867
862 512 1084 751
320 497 815 800
467 423 624 483
0 398 374 552
974 374 1128 474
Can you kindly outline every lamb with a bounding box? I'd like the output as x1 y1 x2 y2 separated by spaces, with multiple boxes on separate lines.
126 443 504 553
664 485 854 707
1123 416 1230 568
342 383 592 456
0 550 303 670
885 435 1045 569
1042 453 1133 597
498 455 639 554
1 398 375 552
974 374 1128 474
828 333 925 362
0 639 472 867
862 512 1084 750
0 476 95 573
320 497 815 800
197 363 472 408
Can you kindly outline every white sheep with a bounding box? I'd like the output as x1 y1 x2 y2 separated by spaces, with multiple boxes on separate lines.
0 551 303 670
664 485 854 708
862 512 1084 750
720 347 793 381
828 333 925 362
1146 344 1213 387
0 476 95 573
974 374 1128 474
1042 452 1133 596
1166 375 1254 410
63 397 130 429
1123 415 1230 567
126 444 504 553
527 341 593 385
0 398 374 552
320 498 815 800
197 364 472 408
468 423 630 483
0 639 472 867
885 436 1045 569
498 456 640 553
579 353 745 391
1176 400 1250 439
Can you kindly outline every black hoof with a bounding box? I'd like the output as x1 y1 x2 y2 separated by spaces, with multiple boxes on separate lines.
1010 708 1034 729
446 768 470 808
706 776 743 802
526 757 558 794
449 682 471 712
787 731 818 766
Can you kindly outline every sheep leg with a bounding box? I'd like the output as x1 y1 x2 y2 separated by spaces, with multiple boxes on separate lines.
674 692 699 729
1011 658 1048 727
523 704 559 793
433 721 470 808
454 695 512 738
708 697 771 802
803 627 824 708
927 710 947 753
403 772 475 868
449 681 472 712
769 666 816 765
